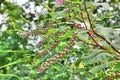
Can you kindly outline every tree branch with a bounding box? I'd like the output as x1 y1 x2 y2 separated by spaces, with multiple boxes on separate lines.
83 0 120 54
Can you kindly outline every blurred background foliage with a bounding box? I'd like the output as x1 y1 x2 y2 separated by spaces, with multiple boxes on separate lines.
0 0 120 80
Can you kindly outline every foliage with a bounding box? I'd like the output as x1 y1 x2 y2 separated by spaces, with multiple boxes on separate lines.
0 0 120 80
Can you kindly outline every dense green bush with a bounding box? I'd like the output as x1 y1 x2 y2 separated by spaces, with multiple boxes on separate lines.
0 0 120 80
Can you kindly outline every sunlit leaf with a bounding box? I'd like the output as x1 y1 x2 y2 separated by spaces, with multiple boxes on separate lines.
89 61 115 73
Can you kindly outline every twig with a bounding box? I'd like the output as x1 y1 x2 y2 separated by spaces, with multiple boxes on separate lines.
83 0 120 54
76 37 97 46
73 21 107 50
87 32 107 50
79 13 88 29
83 0 94 30
94 32 120 54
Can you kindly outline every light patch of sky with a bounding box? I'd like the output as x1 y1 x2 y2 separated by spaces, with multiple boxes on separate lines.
6 0 29 6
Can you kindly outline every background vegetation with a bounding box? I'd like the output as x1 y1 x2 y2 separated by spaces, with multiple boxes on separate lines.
0 0 120 80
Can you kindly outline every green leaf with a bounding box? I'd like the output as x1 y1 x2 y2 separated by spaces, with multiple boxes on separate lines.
82 49 103 59
114 62 120 71
82 49 115 65
75 58 82 66
83 52 114 65
112 30 120 49
0 73 21 80
46 28 58 35
58 26 67 31
0 58 29 69
89 61 115 73
111 25 120 29
95 24 114 42
0 52 8 56
53 73 66 79
77 30 89 41
59 31 74 40
0 50 29 53
8 8 23 18
50 11 65 19
55 42 67 53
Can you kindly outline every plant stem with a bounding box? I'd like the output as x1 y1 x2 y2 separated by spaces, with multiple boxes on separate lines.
83 0 94 30
83 0 120 54
94 32 120 54
76 37 97 46
79 13 88 29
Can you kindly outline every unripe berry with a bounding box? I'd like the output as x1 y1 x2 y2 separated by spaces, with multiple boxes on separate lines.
20 32 30 38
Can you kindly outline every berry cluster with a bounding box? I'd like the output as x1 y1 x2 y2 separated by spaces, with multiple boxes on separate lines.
39 31 78 73
106 72 120 80
36 34 53 48
38 40 59 57
38 27 70 57
20 21 54 39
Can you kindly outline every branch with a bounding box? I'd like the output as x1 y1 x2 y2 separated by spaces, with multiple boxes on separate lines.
87 32 107 50
73 21 107 50
76 37 97 46
94 32 120 54
83 0 94 30
83 0 120 54
79 13 88 29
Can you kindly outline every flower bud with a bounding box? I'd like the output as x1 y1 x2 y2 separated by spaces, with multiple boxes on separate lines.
39 69 44 73
36 41 43 47
55 0 64 7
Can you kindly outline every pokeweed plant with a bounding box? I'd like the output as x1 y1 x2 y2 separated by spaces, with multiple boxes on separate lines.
21 0 120 79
